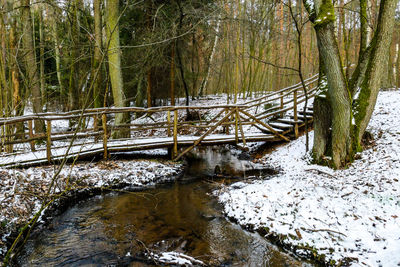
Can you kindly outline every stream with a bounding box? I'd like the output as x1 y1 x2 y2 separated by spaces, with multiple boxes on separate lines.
17 147 312 266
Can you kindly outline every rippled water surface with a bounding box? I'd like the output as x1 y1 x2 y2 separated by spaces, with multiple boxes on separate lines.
18 148 310 266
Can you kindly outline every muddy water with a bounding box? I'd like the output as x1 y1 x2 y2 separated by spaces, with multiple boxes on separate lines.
18 148 310 266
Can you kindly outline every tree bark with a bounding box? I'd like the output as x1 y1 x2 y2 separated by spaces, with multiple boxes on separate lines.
315 21 352 168
93 0 104 109
47 1 64 107
170 42 175 106
359 0 368 58
313 94 332 161
39 7 46 106
353 0 397 144
106 0 129 138
21 0 44 133
68 0 81 111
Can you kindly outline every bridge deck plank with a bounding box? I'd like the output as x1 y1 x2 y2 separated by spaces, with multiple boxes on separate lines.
0 133 277 168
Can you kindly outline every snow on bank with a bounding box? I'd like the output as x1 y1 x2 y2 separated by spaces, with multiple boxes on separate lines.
148 251 205 266
0 159 183 258
217 91 400 266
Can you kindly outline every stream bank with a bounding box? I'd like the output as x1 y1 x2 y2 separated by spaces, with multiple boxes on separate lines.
9 146 313 266
216 90 400 266
0 155 184 264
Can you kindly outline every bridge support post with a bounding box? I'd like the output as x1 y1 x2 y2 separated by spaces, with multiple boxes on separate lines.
237 108 247 147
93 115 99 142
102 113 108 160
173 109 178 159
235 108 239 144
46 120 52 162
167 111 171 137
293 90 299 139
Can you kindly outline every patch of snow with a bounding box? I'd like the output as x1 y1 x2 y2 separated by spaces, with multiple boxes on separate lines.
149 251 205 266
217 91 400 266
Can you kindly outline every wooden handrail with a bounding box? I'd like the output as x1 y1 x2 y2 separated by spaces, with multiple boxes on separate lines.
0 74 318 161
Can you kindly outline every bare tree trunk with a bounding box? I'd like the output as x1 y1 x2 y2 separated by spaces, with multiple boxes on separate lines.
170 42 175 106
307 0 397 168
47 2 64 107
39 7 46 107
9 25 24 138
176 1 190 110
396 42 400 88
106 0 129 138
315 25 352 168
198 14 221 97
359 0 368 58
21 0 44 133
354 0 397 143
68 0 81 111
93 0 103 109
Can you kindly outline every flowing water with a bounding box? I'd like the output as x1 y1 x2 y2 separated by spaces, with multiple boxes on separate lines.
17 148 311 266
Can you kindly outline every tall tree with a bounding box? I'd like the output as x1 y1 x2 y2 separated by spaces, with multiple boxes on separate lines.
306 0 397 168
106 0 129 138
93 0 103 109
21 0 44 133
47 1 64 106
68 0 81 111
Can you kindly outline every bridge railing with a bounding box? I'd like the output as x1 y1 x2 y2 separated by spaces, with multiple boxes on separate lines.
0 76 319 165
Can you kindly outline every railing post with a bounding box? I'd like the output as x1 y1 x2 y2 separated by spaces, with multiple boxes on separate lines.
46 120 52 162
93 114 99 141
28 120 36 151
293 89 299 139
237 107 247 148
173 109 178 159
280 92 284 117
235 107 239 144
0 125 4 153
102 113 108 160
225 109 230 134
167 110 171 137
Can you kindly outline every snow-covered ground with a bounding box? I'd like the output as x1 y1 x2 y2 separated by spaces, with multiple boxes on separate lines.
217 90 400 266
0 159 183 258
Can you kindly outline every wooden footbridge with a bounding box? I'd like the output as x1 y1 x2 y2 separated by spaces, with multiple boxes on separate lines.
0 75 318 168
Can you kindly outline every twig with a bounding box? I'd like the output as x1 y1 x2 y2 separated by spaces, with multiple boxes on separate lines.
303 228 347 237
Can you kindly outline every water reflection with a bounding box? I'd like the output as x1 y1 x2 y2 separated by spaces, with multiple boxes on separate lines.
18 147 309 266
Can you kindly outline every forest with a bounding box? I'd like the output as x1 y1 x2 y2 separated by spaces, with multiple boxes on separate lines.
0 0 397 117
1 0 400 265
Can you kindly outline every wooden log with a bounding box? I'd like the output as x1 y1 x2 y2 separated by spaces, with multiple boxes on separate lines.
239 109 290 142
93 115 99 141
173 109 178 159
167 111 171 137
235 108 239 144
294 90 299 139
206 108 225 126
102 113 108 160
237 109 247 147
244 73 319 106
175 108 233 161
46 120 52 162
28 120 36 151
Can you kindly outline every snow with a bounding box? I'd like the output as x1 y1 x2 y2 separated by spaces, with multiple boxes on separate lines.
149 251 205 266
217 90 400 266
0 159 183 259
